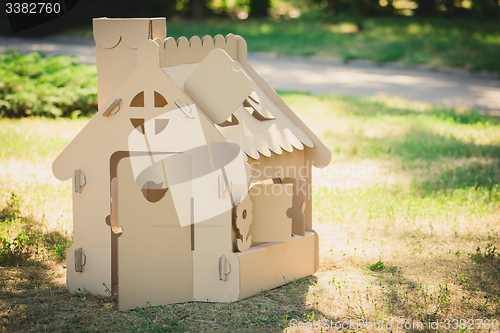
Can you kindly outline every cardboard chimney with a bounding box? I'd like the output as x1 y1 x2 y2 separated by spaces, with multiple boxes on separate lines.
52 17 331 310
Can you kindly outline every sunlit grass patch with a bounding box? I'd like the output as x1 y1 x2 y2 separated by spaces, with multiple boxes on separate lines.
289 91 500 328
279 92 500 165
0 191 72 266
313 182 500 325
0 117 88 162
0 118 77 269
0 92 499 332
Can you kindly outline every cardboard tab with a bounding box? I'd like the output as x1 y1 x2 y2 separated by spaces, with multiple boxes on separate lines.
102 99 121 116
224 34 238 59
201 35 214 59
214 34 226 49
188 36 203 63
218 255 231 281
177 36 190 65
74 247 86 272
235 35 247 61
74 169 85 193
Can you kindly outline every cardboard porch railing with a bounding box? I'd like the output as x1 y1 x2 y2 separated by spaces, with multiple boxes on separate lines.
52 17 331 310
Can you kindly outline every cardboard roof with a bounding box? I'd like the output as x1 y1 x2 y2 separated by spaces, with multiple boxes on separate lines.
53 19 331 181
158 34 331 167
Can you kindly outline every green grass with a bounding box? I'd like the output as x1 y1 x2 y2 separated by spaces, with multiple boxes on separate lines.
281 92 500 163
160 16 500 73
0 117 88 161
289 91 500 328
0 92 499 331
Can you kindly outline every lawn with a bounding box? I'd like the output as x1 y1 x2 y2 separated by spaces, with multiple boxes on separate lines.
0 92 499 332
68 16 500 74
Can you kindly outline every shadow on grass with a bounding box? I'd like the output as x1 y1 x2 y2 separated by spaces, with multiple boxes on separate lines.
0 195 324 332
0 270 122 332
0 194 72 266
1 274 332 332
278 91 500 125
322 115 500 162
0 256 121 332
414 160 500 196
391 129 500 161
1 193 324 332
122 276 340 332
369 247 500 325
353 172 500 323
342 97 498 125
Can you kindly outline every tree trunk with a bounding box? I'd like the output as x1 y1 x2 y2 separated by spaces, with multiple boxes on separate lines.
249 0 270 17
191 0 206 20
415 0 436 15
444 0 455 15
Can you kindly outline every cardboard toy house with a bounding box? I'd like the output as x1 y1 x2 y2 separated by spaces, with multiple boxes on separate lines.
52 17 331 310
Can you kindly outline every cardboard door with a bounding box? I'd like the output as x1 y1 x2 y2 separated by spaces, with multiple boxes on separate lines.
117 154 193 310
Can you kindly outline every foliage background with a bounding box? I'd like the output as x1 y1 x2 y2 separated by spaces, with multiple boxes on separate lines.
0 0 498 36
0 50 97 118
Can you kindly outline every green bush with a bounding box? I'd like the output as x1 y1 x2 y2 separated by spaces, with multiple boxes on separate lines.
0 49 98 118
